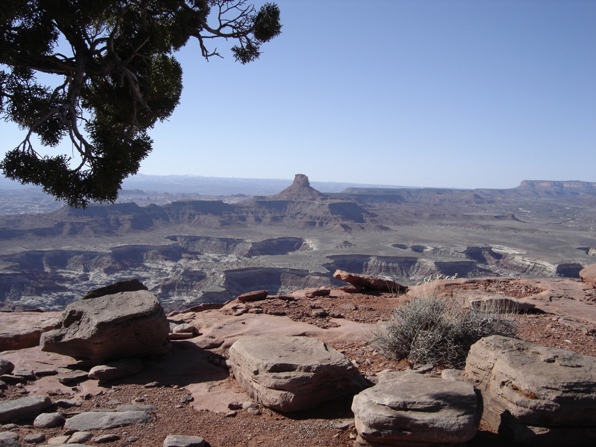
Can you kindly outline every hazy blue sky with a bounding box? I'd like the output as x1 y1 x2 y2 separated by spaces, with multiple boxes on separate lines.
2 0 595 189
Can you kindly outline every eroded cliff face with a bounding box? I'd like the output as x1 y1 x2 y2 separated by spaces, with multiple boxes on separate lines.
1 237 584 312
1 176 595 311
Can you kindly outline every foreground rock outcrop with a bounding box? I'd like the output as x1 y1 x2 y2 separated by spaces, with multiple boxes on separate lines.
40 290 170 365
1 277 596 447
465 335 596 446
228 335 367 412
352 371 479 447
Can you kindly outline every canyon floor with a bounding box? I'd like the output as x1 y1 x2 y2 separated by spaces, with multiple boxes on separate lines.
2 278 596 447
2 177 596 311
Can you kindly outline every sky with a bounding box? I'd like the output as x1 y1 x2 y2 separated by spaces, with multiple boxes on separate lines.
1 0 595 189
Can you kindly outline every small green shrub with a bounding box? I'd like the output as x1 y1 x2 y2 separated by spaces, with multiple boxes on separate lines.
372 296 516 368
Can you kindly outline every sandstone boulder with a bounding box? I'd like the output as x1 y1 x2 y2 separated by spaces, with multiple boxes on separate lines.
40 290 170 365
351 371 479 447
237 290 268 303
333 270 408 293
580 263 596 287
228 335 367 412
465 335 596 446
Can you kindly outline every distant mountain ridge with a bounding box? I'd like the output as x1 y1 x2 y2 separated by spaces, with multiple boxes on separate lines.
518 180 596 190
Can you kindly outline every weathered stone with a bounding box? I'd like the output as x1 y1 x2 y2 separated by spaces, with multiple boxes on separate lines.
12 370 35 381
333 270 408 293
171 324 199 336
64 411 152 431
33 368 58 378
56 370 89 386
0 312 61 352
580 263 596 286
54 399 81 409
0 396 52 424
237 290 268 303
33 412 65 428
45 440 86 447
23 432 45 444
162 435 206 447
0 360 14 376
228 335 367 412
305 288 331 298
465 335 596 446
43 436 70 445
88 358 143 382
40 290 170 365
0 375 25 385
496 411 596 447
67 432 92 444
352 371 479 447
470 295 536 313
93 434 120 443
116 404 156 412
0 431 20 447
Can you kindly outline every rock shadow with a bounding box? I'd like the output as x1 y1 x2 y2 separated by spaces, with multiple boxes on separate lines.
111 341 229 388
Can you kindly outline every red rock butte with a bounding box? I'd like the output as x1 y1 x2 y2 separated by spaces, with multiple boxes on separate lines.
271 174 325 200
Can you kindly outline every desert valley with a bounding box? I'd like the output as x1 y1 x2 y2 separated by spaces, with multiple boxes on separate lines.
1 174 596 447
1 174 595 311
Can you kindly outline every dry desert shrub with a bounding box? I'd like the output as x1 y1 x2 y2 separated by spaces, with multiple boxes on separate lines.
373 296 516 368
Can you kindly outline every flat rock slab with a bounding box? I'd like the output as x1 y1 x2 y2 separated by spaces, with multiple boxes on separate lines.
228 335 367 412
352 371 479 447
413 277 596 326
0 395 52 424
64 411 152 431
0 311 61 351
466 335 596 445
190 310 375 351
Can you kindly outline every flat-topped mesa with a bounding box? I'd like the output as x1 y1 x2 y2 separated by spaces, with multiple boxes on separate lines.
271 174 325 200
518 180 596 190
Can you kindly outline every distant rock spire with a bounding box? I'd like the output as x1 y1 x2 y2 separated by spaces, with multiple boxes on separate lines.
271 174 324 200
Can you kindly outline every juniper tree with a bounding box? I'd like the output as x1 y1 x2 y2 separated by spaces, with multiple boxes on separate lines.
0 0 281 207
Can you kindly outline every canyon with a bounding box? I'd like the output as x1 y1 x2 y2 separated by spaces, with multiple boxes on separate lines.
1 175 595 311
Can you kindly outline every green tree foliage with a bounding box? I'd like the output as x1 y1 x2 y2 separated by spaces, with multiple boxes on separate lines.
0 0 281 207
